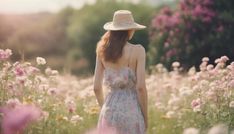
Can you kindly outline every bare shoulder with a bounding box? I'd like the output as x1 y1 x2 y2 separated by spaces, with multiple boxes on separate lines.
133 44 145 57
128 43 145 52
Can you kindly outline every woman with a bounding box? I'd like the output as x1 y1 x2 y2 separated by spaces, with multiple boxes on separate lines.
93 10 148 134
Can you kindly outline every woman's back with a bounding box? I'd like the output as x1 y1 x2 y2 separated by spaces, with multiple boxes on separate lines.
102 42 139 73
93 10 147 134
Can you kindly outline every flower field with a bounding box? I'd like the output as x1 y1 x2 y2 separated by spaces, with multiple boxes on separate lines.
0 48 234 134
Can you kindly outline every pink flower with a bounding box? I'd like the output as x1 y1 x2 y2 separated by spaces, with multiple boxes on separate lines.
220 56 229 63
202 16 212 23
166 49 177 58
164 42 170 48
191 98 201 112
160 6 172 15
216 25 224 32
0 104 42 134
203 0 213 5
0 49 12 60
207 64 214 71
191 98 201 108
68 101 76 113
228 80 234 88
192 5 203 17
27 66 40 75
180 0 187 11
47 88 57 95
6 98 21 108
14 65 26 77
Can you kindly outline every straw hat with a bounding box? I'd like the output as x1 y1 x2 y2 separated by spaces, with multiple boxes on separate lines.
103 10 146 31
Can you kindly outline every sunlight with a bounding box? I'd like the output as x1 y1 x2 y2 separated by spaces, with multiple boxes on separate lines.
0 0 96 14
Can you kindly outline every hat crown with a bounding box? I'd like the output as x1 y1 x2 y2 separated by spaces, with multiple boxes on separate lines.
103 10 146 31
112 10 135 27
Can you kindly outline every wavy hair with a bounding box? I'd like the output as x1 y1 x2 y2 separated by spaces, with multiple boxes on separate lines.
96 30 130 63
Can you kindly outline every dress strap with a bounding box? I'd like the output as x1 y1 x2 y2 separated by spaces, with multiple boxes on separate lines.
127 45 133 67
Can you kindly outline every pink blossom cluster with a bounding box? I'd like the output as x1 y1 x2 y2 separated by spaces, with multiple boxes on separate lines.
0 100 42 134
151 7 181 31
150 0 219 60
150 55 234 129
0 49 12 60
180 0 215 23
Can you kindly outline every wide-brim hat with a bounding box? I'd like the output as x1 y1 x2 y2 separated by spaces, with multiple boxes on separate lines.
104 10 146 31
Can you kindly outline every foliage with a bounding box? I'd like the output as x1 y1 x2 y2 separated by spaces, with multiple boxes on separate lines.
148 0 234 70
0 1 155 75
67 1 154 74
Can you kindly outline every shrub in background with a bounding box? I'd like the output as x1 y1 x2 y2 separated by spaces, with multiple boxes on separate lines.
148 0 234 70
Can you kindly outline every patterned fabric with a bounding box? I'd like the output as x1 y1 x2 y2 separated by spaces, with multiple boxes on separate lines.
97 67 145 134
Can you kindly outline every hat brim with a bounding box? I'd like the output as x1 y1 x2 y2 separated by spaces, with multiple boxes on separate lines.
103 22 146 31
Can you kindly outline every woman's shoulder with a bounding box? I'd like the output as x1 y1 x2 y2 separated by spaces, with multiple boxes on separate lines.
128 43 145 53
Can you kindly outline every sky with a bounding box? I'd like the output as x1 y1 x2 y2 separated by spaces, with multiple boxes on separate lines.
0 0 174 14
0 0 96 14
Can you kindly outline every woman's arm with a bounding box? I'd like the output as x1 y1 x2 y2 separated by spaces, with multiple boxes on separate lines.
93 55 105 107
135 45 148 130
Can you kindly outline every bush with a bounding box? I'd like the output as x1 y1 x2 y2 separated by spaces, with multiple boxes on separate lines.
148 0 234 70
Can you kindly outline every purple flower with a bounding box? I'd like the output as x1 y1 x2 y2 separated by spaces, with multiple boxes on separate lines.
0 104 42 134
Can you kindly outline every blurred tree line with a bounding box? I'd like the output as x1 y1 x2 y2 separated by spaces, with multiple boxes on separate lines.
1 0 233 76
0 0 155 76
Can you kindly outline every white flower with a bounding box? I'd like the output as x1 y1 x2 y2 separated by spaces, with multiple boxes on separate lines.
45 67 59 75
220 56 229 63
183 128 199 134
200 80 209 87
155 102 165 110
70 115 83 124
215 58 221 64
179 87 193 97
208 124 228 134
45 67 52 75
62 116 68 121
6 98 21 108
36 57 46 65
229 101 234 108
207 64 214 71
188 66 196 76
172 61 180 68
166 111 176 118
193 106 201 112
202 57 209 62
51 70 58 75
180 89 193 97
168 96 180 106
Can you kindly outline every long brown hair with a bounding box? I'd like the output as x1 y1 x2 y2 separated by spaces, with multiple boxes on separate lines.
96 30 130 63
